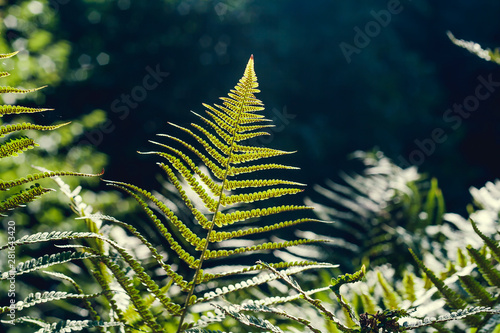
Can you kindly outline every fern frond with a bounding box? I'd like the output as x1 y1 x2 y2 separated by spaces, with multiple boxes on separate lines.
0 170 104 191
376 271 401 309
0 51 19 59
228 162 299 176
330 265 366 293
410 248 485 327
0 121 69 137
410 248 469 310
219 188 303 206
197 264 334 303
459 275 495 305
142 146 222 197
204 239 327 260
32 319 126 333
200 261 336 282
214 205 313 227
402 306 500 329
227 303 323 333
469 218 500 262
225 178 305 190
42 271 104 326
0 251 96 279
0 183 54 216
80 213 191 292
0 291 102 314
209 218 322 242
212 304 284 333
1 316 49 328
258 260 351 331
0 85 47 94
0 135 38 158
104 182 205 267
467 245 500 288
0 105 54 117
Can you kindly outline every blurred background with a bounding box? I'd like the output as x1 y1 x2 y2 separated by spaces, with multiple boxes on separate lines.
1 0 499 215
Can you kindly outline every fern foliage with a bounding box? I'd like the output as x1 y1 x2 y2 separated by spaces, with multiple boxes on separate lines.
0 51 100 217
306 150 445 274
102 55 331 332
1 55 333 332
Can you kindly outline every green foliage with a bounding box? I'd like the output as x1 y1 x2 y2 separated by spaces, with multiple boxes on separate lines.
0 51 99 217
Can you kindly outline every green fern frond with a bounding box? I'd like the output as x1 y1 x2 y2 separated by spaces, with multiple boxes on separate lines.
0 121 69 137
0 183 54 216
0 105 54 117
0 51 19 59
80 213 191 293
203 239 327 260
209 217 322 242
200 261 336 282
459 275 495 305
331 265 366 293
469 218 500 262
0 135 38 158
0 170 104 191
214 205 313 227
42 271 104 327
467 245 500 288
376 271 401 309
410 248 468 310
0 85 47 94
401 271 417 303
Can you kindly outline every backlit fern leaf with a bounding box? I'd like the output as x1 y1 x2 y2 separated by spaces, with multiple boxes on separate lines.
0 121 69 137
0 135 38 158
0 183 54 216
104 55 327 331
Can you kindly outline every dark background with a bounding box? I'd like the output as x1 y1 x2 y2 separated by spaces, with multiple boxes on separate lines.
4 0 500 214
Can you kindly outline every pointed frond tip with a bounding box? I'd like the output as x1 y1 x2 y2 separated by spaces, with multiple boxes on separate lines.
0 51 19 59
0 122 70 138
0 85 47 94
0 170 104 191
0 105 54 117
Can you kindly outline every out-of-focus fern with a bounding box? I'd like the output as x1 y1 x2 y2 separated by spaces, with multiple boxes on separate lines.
306 150 445 274
0 51 101 217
